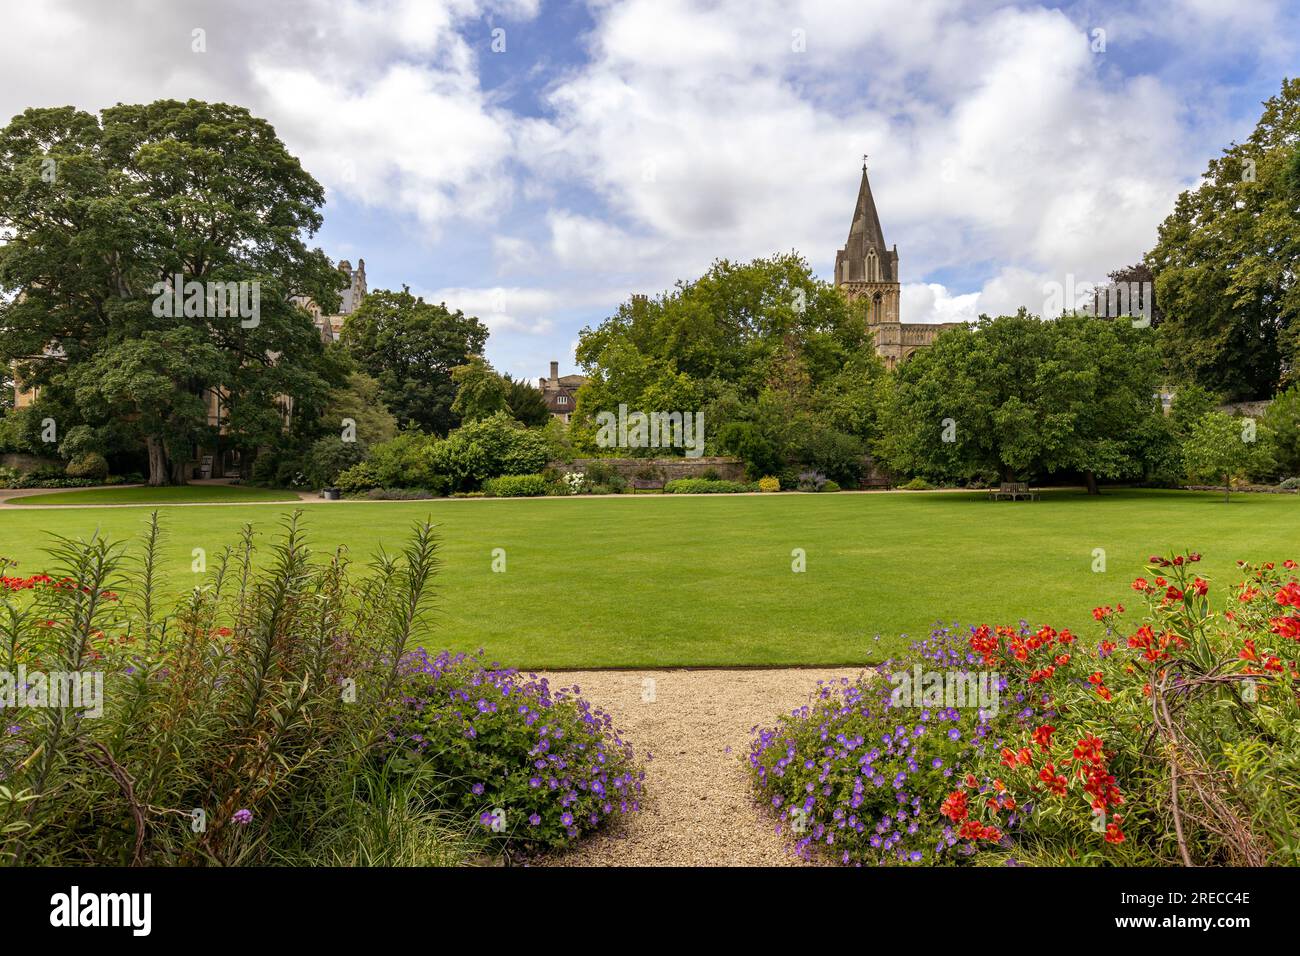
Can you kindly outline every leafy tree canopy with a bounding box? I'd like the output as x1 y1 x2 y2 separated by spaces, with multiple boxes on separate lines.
340 287 488 436
1147 78 1300 400
0 99 345 484
572 253 886 475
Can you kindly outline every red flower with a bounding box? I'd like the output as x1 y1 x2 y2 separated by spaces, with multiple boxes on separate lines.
1270 616 1300 641
940 790 969 822
1031 724 1056 751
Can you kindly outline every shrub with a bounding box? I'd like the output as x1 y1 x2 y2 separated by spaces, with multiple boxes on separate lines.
304 436 368 488
1280 477 1300 490
758 476 781 493
392 651 644 850
363 487 440 500
821 479 841 493
482 473 548 497
796 469 827 492
557 471 588 495
754 549 1300 867
580 460 619 486
901 477 934 490
663 478 752 494
336 460 381 493
957 552 1300 866
0 513 455 866
749 627 1002 865
64 452 109 481
435 413 550 489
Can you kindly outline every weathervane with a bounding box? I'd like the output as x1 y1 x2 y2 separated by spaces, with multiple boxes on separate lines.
862 153 868 170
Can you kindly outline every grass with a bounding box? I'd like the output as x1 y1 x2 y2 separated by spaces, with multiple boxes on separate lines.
0 488 1296 668
7 484 300 505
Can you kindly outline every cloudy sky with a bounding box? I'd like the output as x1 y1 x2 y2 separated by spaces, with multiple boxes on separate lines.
3 0 1297 378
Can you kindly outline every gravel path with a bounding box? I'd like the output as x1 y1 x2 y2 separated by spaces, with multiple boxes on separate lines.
534 666 866 867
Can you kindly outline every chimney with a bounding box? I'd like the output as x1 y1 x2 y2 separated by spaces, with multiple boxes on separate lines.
549 360 559 386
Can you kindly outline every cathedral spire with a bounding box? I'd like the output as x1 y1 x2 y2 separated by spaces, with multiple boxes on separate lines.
849 163 888 257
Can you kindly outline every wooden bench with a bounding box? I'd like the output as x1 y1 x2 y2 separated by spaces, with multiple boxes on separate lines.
988 481 1038 501
628 477 665 493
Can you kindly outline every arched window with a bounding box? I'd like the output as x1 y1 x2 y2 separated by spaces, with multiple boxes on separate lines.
865 249 878 281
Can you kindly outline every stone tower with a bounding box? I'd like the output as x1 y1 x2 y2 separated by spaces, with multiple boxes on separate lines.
834 160 956 368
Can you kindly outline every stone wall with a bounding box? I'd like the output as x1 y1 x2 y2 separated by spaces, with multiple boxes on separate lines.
1219 399 1272 419
562 456 746 481
0 452 61 473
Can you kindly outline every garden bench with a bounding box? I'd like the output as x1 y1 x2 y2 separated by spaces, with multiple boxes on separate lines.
629 477 665 492
989 481 1038 501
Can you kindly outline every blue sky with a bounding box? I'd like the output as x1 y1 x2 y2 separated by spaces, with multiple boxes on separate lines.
4 0 1299 381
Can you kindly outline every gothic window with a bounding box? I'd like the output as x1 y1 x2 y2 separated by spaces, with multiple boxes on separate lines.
865 248 878 281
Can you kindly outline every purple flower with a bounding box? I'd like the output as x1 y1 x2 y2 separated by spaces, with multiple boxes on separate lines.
231 809 253 825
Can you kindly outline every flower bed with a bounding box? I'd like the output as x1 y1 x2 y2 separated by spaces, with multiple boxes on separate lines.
393 650 644 850
751 550 1300 866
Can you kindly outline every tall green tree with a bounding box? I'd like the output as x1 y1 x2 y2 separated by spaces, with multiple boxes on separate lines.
450 354 508 423
1183 411 1261 501
503 374 551 427
1260 384 1300 478
875 311 1164 490
1147 79 1300 400
573 253 885 474
0 100 345 484
340 287 488 435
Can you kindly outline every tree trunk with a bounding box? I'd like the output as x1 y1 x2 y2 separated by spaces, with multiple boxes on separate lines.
169 455 189 486
146 436 170 487
1084 470 1100 495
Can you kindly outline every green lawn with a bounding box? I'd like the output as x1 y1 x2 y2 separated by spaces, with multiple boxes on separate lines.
1 489 1296 668
7 484 299 505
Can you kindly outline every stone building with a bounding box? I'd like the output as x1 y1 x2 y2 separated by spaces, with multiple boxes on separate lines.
294 258 368 342
834 161 960 368
539 360 586 423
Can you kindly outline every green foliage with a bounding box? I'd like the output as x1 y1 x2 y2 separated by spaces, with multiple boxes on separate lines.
63 452 108 481
573 254 885 476
334 414 549 494
325 372 399 446
718 420 783 479
503 375 551 428
451 354 509 423
876 311 1164 490
901 477 935 490
1149 79 1300 399
335 430 442 494
821 479 841 493
1183 411 1262 499
340 288 488 435
663 478 753 494
482 473 548 497
304 436 368 489
0 513 465 866
393 651 644 850
1261 385 1300 478
0 100 347 486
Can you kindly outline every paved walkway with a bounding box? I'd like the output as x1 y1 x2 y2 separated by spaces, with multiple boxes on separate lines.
533 666 866 867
